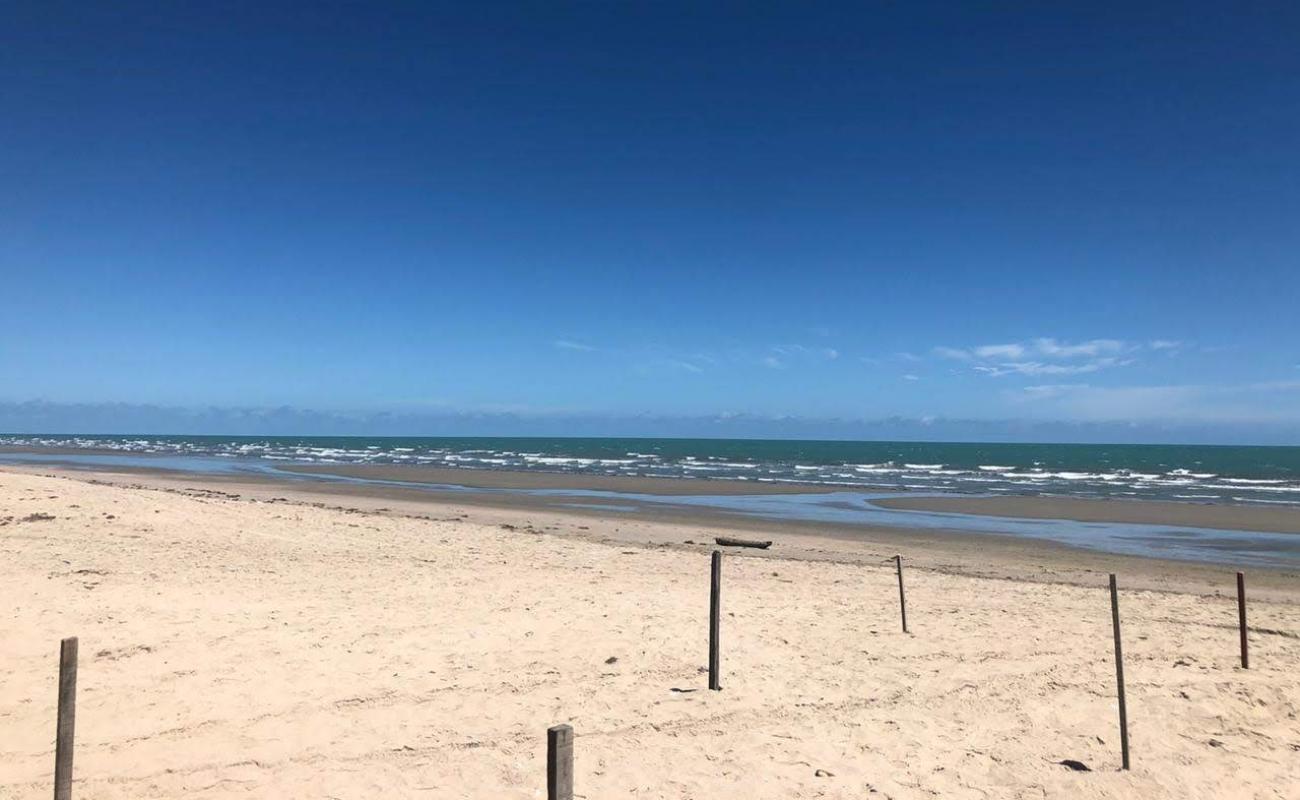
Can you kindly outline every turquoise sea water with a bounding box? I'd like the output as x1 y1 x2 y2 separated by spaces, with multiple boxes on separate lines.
3 434 1300 506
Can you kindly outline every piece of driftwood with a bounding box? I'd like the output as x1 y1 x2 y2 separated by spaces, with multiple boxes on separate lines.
714 536 772 549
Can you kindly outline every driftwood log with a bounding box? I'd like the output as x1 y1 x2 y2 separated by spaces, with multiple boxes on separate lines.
714 536 772 550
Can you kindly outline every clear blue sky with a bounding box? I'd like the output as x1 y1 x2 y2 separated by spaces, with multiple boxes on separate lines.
4 2 1299 440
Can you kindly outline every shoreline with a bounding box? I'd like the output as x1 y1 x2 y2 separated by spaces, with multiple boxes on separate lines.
7 463 1300 598
5 449 1300 571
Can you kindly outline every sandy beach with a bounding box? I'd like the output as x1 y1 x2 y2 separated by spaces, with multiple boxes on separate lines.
3 466 1299 799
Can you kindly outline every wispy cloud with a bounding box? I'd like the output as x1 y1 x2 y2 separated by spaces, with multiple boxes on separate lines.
974 343 1029 360
933 338 1149 378
553 339 597 352
1032 338 1124 358
763 344 839 369
771 344 839 360
902 374 920 381
666 359 704 374
931 346 971 361
972 357 1131 377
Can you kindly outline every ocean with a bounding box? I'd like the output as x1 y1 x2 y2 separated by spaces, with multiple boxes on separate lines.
3 434 1299 507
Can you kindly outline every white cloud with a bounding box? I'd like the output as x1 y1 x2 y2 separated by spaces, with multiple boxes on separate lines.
1031 338 1124 358
902 374 920 381
973 343 1027 360
768 344 839 366
973 357 1132 377
931 346 972 360
931 338 1172 378
554 339 596 352
762 356 784 369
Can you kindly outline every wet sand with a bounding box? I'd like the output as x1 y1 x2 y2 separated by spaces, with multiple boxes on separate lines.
875 494 1300 535
5 462 1300 598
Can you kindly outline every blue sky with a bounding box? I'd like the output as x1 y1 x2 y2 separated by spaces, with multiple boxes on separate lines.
3 3 1299 441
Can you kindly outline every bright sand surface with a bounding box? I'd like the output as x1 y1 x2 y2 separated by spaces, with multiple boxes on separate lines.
3 468 1299 799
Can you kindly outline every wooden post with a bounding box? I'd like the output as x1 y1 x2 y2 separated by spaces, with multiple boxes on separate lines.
546 723 573 800
1237 572 1249 669
895 555 908 634
709 550 722 691
1109 575 1130 770
55 636 78 800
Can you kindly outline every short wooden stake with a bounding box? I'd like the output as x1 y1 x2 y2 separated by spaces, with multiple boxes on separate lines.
709 550 722 691
895 555 908 634
1109 575 1130 770
546 723 573 800
55 636 78 800
1237 572 1249 669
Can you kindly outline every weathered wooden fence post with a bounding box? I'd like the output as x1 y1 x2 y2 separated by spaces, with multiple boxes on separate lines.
895 555 908 634
55 636 78 800
1108 575 1130 770
709 550 722 691
1237 572 1249 669
547 723 573 800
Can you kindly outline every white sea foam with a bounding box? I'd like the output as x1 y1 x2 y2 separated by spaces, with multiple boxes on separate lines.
1203 483 1300 493
1233 496 1300 505
5 435 1300 509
